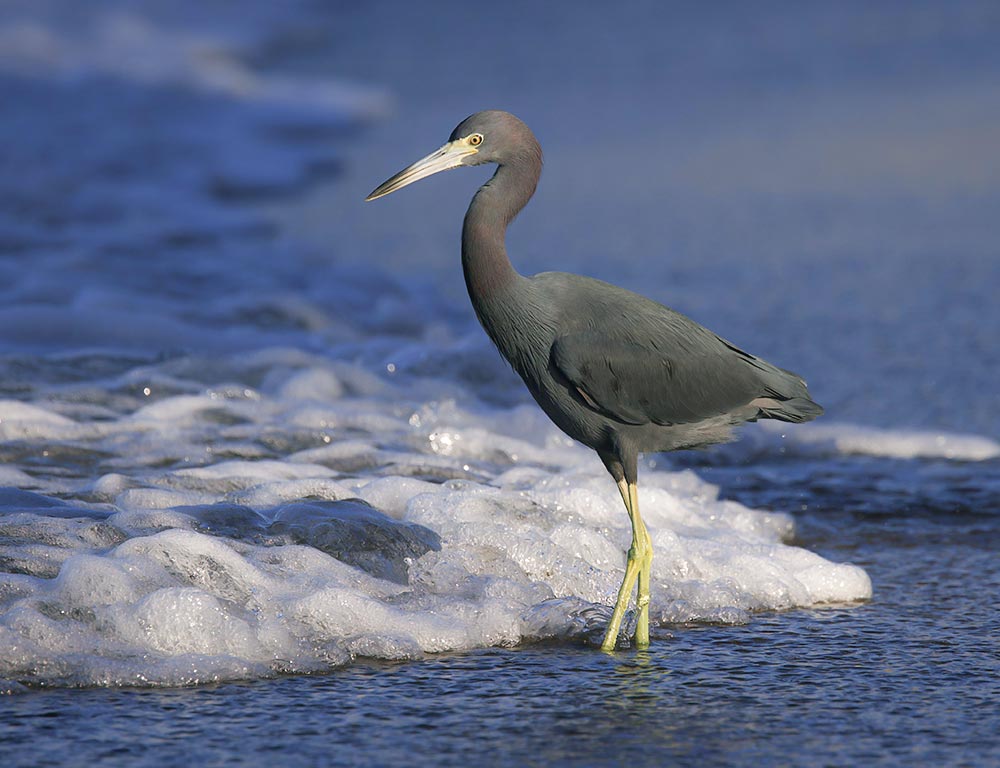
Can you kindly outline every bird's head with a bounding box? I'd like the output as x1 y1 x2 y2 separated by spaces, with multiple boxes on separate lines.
366 110 538 201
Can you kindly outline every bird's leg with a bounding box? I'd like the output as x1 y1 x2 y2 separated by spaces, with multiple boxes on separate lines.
601 478 650 651
631 480 652 650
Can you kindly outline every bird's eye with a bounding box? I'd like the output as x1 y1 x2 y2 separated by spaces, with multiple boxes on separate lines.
468 134 483 147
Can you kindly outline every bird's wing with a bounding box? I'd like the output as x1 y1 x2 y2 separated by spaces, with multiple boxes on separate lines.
550 324 770 426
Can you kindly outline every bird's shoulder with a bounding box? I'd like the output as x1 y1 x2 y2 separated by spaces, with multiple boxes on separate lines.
529 271 721 347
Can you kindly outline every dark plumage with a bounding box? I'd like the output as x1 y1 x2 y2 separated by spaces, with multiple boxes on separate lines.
367 110 822 650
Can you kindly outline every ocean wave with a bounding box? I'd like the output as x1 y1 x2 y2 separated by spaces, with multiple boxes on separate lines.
0 5 387 116
742 421 1000 462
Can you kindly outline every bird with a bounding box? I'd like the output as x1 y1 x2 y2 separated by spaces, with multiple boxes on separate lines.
366 111 822 651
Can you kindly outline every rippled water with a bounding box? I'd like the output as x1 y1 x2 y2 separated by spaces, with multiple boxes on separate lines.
2 1 999 766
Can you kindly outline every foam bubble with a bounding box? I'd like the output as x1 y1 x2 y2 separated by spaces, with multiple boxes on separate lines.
352 477 444 519
276 368 345 402
111 587 263 657
52 555 140 608
114 488 214 511
229 479 354 507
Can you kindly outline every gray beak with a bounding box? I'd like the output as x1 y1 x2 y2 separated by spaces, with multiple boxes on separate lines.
366 140 478 201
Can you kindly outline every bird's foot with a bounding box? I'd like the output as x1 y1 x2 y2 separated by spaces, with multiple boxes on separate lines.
601 556 642 651
598 609 637 651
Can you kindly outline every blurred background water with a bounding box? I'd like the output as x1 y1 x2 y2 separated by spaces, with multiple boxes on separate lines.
1 1 998 766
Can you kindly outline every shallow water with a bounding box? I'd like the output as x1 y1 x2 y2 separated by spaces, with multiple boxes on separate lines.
2 1 999 766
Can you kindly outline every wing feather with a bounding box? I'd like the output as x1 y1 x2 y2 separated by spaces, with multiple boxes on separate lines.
550 326 771 426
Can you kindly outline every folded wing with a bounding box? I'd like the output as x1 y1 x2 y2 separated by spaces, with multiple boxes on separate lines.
550 321 821 427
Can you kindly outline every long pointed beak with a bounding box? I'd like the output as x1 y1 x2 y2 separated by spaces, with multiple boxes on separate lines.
366 140 478 201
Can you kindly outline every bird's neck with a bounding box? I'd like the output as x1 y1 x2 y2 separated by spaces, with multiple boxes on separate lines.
461 159 539 301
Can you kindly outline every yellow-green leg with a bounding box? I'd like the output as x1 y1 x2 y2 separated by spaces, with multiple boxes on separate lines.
601 478 654 651
632 481 653 648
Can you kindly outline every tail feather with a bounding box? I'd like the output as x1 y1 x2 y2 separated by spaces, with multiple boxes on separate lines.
750 359 824 424
756 395 824 424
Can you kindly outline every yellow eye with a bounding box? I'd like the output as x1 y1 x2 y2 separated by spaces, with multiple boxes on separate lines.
468 133 483 147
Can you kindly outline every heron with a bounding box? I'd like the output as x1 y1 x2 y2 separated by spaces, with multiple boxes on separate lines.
366 111 822 651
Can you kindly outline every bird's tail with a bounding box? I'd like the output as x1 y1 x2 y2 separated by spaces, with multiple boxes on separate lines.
750 361 824 424
755 395 824 423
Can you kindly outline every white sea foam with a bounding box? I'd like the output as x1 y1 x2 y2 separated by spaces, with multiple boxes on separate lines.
0 360 882 687
752 421 1000 461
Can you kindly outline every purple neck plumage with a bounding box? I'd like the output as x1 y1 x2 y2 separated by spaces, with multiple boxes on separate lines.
461 144 542 302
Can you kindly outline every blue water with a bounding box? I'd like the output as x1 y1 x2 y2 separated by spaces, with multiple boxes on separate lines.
2 1 999 766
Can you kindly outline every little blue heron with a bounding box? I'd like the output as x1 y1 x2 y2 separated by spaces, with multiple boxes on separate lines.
367 111 822 651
